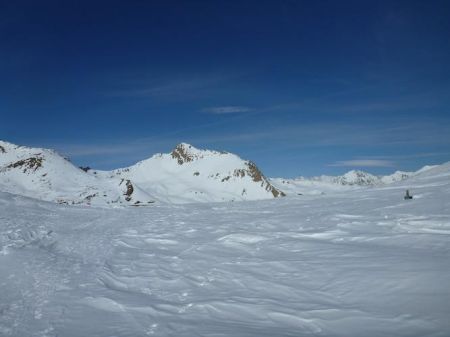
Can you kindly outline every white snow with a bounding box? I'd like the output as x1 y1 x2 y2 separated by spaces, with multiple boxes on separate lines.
1 161 450 336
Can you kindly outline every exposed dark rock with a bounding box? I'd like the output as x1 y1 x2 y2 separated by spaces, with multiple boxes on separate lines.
79 166 91 172
0 145 5 153
83 193 98 202
171 143 195 165
120 179 134 202
6 157 43 173
230 162 286 197
233 169 246 178
131 200 155 207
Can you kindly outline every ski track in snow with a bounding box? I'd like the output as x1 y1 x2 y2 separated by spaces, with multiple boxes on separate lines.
1 173 450 336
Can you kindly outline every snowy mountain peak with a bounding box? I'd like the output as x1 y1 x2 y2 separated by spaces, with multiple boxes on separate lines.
170 143 227 165
110 143 285 203
339 170 380 186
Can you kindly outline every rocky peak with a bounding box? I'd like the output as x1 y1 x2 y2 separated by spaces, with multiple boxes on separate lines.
170 143 226 165
171 143 196 165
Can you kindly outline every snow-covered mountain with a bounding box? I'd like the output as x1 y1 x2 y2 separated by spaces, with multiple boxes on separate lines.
0 141 284 205
99 143 285 203
323 170 381 186
0 140 155 206
270 167 435 196
380 170 415 184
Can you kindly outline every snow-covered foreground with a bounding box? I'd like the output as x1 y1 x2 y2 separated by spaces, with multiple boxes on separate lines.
1 167 450 336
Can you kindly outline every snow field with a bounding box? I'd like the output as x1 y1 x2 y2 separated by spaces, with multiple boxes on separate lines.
1 165 450 336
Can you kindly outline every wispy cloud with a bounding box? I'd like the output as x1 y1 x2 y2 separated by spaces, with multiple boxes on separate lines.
202 106 252 114
328 159 395 167
110 78 217 98
106 72 241 99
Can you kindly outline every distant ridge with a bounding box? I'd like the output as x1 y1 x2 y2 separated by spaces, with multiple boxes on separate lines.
270 166 438 196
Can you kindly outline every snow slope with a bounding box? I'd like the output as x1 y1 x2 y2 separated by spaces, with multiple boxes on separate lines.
101 143 285 203
0 140 155 206
1 162 449 336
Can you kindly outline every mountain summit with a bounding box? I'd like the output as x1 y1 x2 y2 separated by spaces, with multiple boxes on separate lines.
170 143 223 164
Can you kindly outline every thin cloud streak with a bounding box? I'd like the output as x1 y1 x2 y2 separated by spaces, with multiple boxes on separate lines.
110 78 217 97
106 71 242 98
328 159 395 168
202 106 252 114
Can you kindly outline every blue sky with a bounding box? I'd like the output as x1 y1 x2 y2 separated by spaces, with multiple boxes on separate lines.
1 0 450 177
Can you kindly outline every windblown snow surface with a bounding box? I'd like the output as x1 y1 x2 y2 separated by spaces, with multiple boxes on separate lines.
1 164 450 336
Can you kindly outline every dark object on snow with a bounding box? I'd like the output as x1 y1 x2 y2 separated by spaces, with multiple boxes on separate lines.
79 166 91 172
404 189 413 200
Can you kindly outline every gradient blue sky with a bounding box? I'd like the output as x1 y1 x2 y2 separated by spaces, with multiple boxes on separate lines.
1 0 450 177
